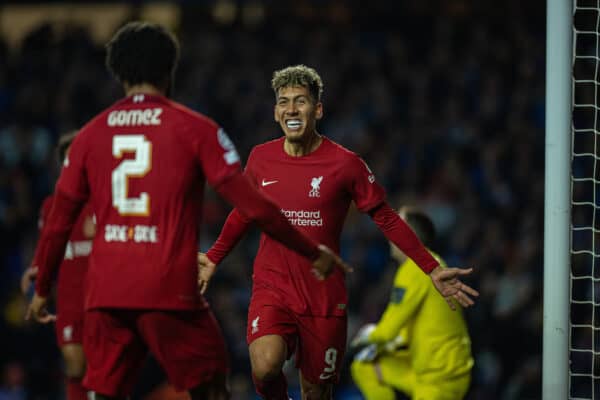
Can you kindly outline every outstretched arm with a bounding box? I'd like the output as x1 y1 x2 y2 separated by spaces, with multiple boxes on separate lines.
216 172 318 260
197 208 252 295
205 208 251 265
27 190 84 323
198 128 350 287
214 172 351 279
369 202 478 309
369 202 438 272
21 197 53 295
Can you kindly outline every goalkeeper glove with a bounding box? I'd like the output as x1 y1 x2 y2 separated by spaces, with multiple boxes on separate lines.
350 323 376 350
354 344 379 362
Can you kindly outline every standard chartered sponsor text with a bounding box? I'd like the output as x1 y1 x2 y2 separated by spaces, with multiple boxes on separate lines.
281 209 323 227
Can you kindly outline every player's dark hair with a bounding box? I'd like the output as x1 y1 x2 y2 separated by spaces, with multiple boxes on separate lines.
403 209 436 248
272 65 324 102
56 130 78 164
105 21 180 92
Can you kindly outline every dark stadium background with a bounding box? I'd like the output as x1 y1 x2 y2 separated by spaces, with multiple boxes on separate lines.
0 1 545 399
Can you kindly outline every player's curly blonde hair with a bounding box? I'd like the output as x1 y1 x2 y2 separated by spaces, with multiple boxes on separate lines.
271 65 323 102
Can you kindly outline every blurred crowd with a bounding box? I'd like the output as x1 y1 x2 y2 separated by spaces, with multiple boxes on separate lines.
0 1 548 399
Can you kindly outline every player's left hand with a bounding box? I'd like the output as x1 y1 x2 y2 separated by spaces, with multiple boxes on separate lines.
197 252 217 295
429 266 479 310
25 293 56 324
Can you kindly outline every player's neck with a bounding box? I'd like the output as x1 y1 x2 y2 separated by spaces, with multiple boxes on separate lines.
124 83 165 98
283 132 322 157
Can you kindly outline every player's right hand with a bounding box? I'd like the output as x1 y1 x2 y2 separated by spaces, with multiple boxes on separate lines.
197 252 217 295
20 266 38 295
25 293 56 324
430 266 479 310
311 244 353 280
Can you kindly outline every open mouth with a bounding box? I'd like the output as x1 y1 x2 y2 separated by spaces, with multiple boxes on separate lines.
285 119 302 130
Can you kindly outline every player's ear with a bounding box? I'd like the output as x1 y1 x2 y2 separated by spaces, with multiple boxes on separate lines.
274 105 280 122
315 102 323 120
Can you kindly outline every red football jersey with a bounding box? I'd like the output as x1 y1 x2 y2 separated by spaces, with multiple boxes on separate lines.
37 196 94 314
246 137 386 316
56 94 241 310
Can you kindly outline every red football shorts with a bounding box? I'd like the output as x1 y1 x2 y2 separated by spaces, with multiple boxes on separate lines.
83 308 229 397
247 290 347 384
55 307 84 347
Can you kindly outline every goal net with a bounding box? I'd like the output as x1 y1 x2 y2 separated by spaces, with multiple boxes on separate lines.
571 1 600 398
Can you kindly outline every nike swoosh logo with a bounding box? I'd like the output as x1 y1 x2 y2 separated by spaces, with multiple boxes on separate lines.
262 179 278 187
319 373 334 380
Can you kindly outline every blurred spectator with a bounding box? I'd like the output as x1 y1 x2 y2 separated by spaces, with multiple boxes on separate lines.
0 363 26 400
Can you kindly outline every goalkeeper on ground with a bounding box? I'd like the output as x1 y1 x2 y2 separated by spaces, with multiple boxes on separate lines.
350 206 473 400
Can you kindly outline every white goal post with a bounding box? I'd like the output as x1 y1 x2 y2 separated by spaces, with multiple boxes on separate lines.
543 0 572 399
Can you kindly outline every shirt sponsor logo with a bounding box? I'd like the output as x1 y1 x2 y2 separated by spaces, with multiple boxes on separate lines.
281 209 323 227
64 240 93 260
107 108 162 127
309 176 323 197
217 128 240 165
104 224 158 243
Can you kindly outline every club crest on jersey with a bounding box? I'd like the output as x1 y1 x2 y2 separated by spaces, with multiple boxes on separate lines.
309 176 323 197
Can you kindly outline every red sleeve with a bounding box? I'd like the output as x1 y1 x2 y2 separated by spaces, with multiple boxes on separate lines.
214 172 320 261
56 132 89 201
205 148 262 265
243 148 258 185
31 197 55 268
196 125 242 187
35 190 85 297
347 155 386 212
206 208 251 265
369 202 439 274
38 197 53 232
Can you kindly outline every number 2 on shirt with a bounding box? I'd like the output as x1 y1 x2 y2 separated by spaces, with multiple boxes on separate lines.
112 135 151 216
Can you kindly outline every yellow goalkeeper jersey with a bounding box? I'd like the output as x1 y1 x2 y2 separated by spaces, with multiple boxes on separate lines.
368 252 473 381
